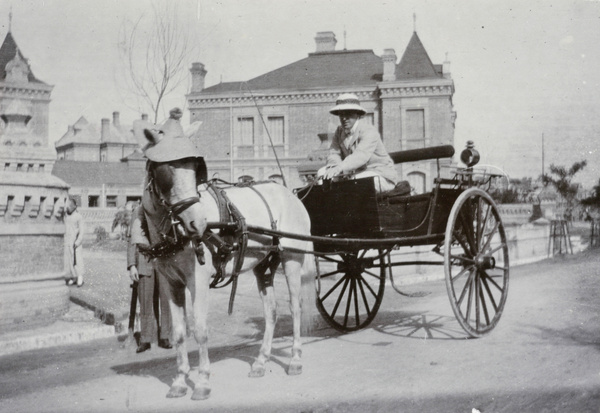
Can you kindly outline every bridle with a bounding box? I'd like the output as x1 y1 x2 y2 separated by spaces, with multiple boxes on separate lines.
139 164 204 262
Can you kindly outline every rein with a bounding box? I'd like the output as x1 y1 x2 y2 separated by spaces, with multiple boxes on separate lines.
139 176 203 261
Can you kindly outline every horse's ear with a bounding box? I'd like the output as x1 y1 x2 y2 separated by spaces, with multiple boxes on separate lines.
144 128 163 145
133 120 160 145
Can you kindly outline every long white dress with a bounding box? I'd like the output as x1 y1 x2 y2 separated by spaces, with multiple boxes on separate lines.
64 210 85 282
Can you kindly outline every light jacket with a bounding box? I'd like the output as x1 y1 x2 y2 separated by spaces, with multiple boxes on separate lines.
327 120 398 184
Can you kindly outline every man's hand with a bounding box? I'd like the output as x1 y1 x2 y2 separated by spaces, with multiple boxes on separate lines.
129 265 139 282
323 165 342 180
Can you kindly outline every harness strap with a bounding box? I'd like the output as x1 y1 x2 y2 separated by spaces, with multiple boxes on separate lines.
219 189 248 315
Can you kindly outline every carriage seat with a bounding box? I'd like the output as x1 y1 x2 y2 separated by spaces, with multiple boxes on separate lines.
378 180 411 201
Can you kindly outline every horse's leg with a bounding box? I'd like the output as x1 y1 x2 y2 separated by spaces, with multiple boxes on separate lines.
187 262 212 400
249 265 277 377
163 279 189 398
282 252 304 375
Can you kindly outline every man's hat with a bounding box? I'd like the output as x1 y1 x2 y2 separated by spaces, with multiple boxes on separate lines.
133 119 203 163
329 93 367 116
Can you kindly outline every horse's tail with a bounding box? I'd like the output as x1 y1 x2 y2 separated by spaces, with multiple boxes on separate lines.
300 242 316 336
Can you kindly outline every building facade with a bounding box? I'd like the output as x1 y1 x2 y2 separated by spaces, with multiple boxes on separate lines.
52 113 147 208
0 26 71 332
187 30 456 192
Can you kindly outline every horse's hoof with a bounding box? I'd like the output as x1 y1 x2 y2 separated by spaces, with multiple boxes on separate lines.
166 385 188 398
287 362 303 376
248 364 266 378
191 386 211 401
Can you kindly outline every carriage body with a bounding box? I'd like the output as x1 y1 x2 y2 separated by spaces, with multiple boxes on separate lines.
296 144 510 336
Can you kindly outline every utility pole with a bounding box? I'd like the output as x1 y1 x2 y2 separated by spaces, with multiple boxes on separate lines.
541 132 545 179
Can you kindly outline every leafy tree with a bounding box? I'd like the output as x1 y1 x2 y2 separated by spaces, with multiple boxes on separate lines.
117 1 196 123
542 160 587 219
581 178 600 210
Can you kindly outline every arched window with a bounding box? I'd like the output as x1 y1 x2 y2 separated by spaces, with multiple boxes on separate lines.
407 171 426 195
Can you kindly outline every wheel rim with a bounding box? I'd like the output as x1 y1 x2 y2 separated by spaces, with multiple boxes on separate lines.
315 249 386 332
444 188 509 337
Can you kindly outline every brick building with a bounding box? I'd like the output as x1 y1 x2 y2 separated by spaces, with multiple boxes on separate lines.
52 113 146 208
187 30 456 192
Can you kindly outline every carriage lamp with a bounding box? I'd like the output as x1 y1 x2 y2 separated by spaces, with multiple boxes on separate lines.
460 140 480 167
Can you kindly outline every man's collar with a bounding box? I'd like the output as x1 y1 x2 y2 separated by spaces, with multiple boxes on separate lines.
345 119 360 135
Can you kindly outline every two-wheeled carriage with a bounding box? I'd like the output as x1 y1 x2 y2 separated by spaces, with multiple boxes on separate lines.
293 142 510 337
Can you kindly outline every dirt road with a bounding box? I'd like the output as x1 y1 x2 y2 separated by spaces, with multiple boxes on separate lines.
0 251 599 412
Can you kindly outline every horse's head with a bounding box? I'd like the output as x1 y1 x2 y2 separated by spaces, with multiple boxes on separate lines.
137 120 207 241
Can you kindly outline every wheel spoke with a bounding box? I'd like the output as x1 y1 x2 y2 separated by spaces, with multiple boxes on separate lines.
480 219 500 252
321 274 347 302
449 254 476 265
329 276 350 319
353 277 360 326
357 276 372 318
481 270 504 292
459 202 477 254
452 229 474 258
465 272 475 321
451 264 476 282
357 273 378 298
343 277 355 328
457 268 475 306
363 269 383 280
475 272 481 330
480 272 499 313
318 269 343 279
478 272 490 326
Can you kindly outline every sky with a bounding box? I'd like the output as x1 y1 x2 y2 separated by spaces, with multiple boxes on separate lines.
2 0 600 188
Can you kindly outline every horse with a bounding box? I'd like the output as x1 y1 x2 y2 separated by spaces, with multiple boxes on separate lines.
137 122 315 401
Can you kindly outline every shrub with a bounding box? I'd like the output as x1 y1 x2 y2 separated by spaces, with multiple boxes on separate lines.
94 226 108 242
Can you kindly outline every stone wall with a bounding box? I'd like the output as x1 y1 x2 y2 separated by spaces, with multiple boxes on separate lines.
0 171 70 332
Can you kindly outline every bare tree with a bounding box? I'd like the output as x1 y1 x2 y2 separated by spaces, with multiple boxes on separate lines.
117 2 195 123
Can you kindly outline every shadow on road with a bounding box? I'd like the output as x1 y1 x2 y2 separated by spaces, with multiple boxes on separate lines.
371 310 471 340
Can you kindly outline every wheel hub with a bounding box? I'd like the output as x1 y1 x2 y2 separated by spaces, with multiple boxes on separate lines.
475 254 495 270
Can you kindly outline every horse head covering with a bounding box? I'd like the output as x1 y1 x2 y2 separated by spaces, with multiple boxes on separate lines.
133 111 203 163
329 93 367 116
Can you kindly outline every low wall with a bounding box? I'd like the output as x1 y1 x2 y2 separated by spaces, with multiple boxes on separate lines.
390 219 584 285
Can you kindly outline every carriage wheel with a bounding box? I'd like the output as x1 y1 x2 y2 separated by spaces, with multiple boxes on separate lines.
315 249 387 332
444 188 509 337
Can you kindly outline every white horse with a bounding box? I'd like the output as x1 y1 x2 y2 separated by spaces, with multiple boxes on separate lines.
139 125 315 400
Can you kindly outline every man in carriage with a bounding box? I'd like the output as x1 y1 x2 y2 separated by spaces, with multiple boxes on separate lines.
318 93 399 193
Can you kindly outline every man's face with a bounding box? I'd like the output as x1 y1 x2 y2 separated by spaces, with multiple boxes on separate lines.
66 200 76 214
338 111 360 133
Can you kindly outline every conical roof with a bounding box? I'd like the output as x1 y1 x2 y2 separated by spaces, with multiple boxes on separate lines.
0 31 44 83
396 32 440 80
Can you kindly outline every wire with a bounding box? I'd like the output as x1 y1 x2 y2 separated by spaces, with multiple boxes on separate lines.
242 82 288 188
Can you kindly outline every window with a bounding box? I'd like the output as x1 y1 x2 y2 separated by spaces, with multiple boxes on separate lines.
106 195 118 208
237 117 254 146
16 163 23 172
267 117 284 145
100 152 107 162
405 109 425 150
39 164 45 173
88 196 99 208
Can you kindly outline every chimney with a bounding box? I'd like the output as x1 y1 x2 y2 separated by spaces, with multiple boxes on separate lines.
382 49 397 82
443 52 451 79
141 114 148 121
112 111 120 127
315 32 337 53
101 118 110 142
190 62 207 93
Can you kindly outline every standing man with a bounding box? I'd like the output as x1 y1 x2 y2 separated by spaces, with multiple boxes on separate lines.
64 198 85 287
127 204 172 353
318 93 399 193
